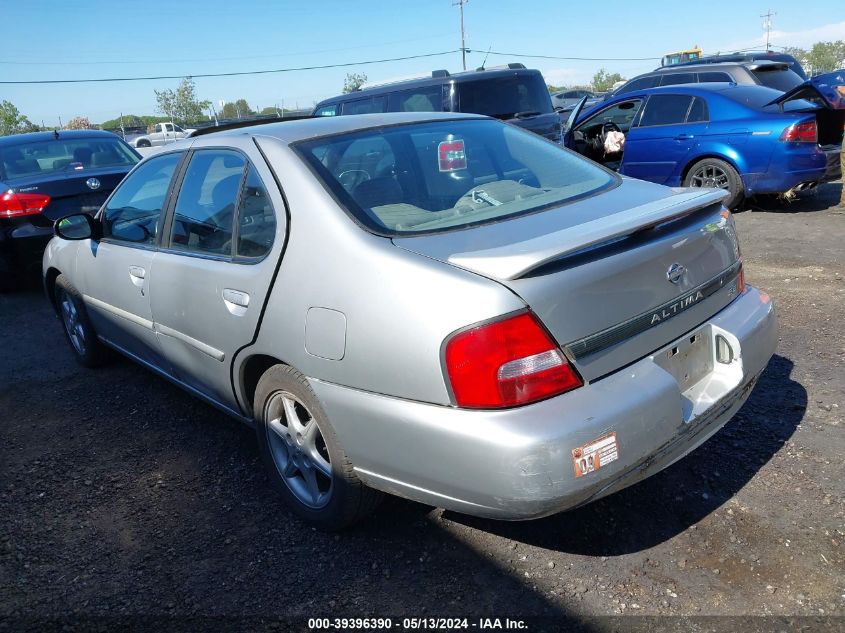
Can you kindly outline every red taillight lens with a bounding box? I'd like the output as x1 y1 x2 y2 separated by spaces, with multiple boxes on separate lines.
0 191 51 218
437 139 467 172
444 312 583 409
779 120 817 143
737 266 746 295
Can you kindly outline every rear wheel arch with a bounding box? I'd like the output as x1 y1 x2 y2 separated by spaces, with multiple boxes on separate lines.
680 152 742 183
239 354 289 419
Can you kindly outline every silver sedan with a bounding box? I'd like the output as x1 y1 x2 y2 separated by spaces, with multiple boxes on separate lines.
44 112 777 529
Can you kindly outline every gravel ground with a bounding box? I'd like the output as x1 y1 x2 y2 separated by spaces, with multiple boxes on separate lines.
1 184 843 632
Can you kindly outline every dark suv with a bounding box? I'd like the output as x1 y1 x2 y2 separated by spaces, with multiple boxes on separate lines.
611 59 805 98
312 64 562 143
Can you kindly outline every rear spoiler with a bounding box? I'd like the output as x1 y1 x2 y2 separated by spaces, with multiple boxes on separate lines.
447 188 729 280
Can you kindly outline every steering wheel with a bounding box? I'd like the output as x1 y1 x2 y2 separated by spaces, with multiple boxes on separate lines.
338 169 370 189
600 121 621 144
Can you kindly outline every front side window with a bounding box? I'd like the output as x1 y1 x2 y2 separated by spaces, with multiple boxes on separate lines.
639 95 694 127
102 152 182 244
170 150 245 256
577 99 643 134
296 119 615 236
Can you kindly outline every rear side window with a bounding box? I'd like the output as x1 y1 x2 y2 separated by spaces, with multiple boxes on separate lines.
102 152 181 245
236 166 276 258
752 67 804 92
170 150 245 256
686 97 709 123
387 87 443 112
615 75 660 95
639 95 694 127
698 71 733 83
660 73 696 86
341 96 387 115
314 104 337 117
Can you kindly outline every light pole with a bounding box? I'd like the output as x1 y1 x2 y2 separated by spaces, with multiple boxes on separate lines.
453 0 468 71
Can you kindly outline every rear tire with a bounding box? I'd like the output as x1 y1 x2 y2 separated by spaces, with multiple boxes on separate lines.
54 274 110 368
254 364 382 530
683 158 744 210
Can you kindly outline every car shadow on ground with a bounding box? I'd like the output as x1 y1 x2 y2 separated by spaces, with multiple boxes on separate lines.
443 354 805 556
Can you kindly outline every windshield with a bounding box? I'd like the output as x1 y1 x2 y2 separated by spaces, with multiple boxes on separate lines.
0 136 139 182
295 119 615 236
457 74 553 118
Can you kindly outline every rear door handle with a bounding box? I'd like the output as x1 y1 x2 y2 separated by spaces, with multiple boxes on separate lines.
674 134 694 140
222 288 250 315
128 266 146 289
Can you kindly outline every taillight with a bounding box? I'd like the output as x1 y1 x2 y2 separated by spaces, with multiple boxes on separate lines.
444 312 583 409
737 266 746 295
779 120 817 143
0 190 51 218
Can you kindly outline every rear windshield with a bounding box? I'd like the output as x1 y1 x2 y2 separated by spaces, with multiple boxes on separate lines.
752 67 804 92
457 74 553 118
295 119 615 236
0 136 139 182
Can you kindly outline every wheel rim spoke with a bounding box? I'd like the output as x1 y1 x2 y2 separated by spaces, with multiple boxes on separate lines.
301 462 321 505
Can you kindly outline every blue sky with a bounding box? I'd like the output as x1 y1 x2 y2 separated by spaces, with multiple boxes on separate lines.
3 0 844 125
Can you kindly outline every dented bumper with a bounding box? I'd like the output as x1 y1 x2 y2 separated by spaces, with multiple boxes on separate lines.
310 287 777 520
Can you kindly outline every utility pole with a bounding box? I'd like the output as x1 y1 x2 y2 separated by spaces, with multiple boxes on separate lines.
761 9 776 51
453 0 468 71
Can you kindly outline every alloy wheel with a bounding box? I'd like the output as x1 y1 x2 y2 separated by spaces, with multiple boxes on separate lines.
689 163 730 190
264 391 333 508
59 289 86 356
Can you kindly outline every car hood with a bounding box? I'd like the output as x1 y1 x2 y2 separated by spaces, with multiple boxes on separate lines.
766 68 845 110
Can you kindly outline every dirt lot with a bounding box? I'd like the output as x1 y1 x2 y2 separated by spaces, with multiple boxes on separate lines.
1 184 843 632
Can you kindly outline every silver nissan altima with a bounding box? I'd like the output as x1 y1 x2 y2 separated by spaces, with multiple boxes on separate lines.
43 112 777 529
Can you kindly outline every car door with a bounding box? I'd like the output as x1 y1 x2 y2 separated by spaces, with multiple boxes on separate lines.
149 147 281 412
621 94 708 184
77 151 184 368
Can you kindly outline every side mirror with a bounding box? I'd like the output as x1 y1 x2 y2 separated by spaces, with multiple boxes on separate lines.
54 213 100 241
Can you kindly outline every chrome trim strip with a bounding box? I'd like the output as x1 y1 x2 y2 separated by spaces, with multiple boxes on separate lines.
83 294 155 331
565 261 742 360
154 323 226 362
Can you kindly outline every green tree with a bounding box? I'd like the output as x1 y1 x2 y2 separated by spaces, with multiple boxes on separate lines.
784 41 845 75
220 98 255 119
0 100 36 136
259 106 280 116
342 72 368 93
154 77 210 125
65 116 92 130
591 69 625 92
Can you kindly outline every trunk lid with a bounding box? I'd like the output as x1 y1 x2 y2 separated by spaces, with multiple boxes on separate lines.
5 167 130 227
766 68 845 110
395 180 742 381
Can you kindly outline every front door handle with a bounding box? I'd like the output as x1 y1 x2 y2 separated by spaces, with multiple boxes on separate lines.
222 288 250 315
128 266 146 289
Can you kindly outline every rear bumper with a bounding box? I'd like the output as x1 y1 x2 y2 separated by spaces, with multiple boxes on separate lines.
311 287 777 520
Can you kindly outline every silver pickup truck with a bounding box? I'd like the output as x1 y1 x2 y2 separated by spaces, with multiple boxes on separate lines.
130 122 195 148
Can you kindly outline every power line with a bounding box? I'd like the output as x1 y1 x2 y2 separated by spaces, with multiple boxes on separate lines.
475 49 661 62
0 50 462 85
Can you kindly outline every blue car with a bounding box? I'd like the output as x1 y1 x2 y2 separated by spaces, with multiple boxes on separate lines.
564 75 844 209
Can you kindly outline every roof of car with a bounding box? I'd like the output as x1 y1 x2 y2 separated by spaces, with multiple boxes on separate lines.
314 66 541 106
652 59 787 73
0 129 120 147
196 112 486 145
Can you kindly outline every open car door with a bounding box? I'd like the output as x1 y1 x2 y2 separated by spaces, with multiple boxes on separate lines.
562 96 589 149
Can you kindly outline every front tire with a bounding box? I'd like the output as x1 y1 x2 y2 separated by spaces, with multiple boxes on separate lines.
254 364 382 530
54 274 109 368
136 139 151 148
683 158 744 210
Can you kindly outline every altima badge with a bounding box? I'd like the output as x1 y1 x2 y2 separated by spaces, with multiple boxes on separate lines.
85 178 101 190
666 263 686 284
